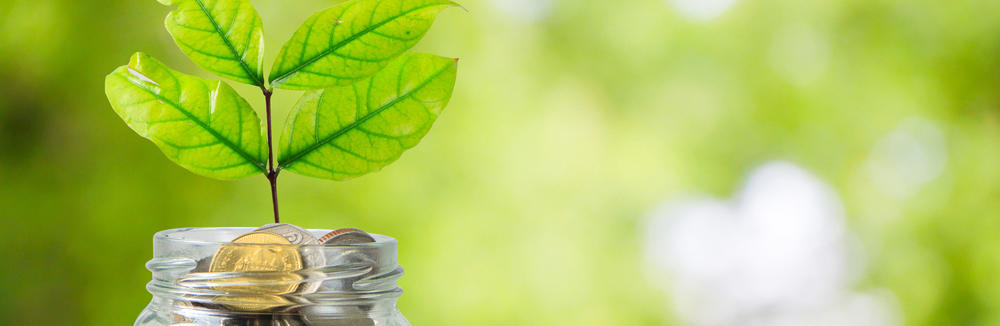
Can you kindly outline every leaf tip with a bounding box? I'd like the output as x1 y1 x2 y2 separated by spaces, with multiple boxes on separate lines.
450 1 469 13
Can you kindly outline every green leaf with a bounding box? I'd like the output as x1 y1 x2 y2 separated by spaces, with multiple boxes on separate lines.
277 53 458 180
105 52 267 179
160 0 265 87
269 0 457 90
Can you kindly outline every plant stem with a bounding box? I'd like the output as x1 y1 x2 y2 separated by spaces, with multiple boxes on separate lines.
267 171 279 223
263 88 280 224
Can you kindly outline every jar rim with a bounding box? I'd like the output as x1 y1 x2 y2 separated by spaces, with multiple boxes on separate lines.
153 227 397 248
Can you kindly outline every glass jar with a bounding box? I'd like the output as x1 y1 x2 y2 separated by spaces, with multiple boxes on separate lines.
135 227 409 326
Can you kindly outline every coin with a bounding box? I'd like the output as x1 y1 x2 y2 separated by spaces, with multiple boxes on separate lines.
319 228 376 245
254 223 319 245
253 223 328 296
254 223 326 268
208 232 304 311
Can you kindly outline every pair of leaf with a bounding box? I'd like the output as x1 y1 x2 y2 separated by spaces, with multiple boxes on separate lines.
106 0 459 180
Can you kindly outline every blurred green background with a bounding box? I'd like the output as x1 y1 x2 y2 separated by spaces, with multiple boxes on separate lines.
3 0 1000 325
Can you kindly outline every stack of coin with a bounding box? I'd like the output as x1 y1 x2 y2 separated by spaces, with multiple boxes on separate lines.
174 223 377 325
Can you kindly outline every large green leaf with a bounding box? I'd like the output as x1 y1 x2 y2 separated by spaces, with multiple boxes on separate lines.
160 0 265 87
277 53 458 180
269 0 457 90
105 52 267 179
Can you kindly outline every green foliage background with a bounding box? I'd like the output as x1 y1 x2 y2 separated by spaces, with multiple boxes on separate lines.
2 0 1000 324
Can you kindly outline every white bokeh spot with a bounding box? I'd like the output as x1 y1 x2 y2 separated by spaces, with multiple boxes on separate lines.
865 117 947 200
769 24 831 86
643 161 901 326
668 0 738 22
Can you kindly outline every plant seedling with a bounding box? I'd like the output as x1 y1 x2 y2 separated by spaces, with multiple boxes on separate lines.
105 0 460 223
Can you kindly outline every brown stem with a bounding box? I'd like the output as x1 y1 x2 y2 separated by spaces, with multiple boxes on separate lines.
267 170 279 224
263 88 279 224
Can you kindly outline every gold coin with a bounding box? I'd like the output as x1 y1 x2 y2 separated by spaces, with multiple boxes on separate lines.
208 232 304 311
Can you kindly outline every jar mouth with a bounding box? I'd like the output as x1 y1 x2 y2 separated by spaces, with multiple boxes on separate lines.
154 227 395 248
146 227 404 314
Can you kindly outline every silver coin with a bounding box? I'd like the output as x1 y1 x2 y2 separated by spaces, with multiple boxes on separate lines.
254 223 319 245
319 228 376 245
252 223 326 295
303 230 380 325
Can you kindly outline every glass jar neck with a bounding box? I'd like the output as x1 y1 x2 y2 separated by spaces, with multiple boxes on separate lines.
142 227 404 322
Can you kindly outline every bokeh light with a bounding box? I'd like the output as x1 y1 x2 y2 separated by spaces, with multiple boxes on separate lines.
644 162 901 325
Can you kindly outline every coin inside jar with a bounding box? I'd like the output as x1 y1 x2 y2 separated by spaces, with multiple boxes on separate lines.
319 228 376 245
253 223 319 245
208 232 304 311
253 223 326 269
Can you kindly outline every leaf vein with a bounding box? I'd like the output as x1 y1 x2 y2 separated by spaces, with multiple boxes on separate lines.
278 61 451 169
122 74 265 172
271 2 446 85
192 0 263 86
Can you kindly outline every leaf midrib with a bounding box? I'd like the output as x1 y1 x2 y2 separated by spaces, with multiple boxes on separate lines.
191 0 263 87
269 2 447 86
277 62 452 169
122 72 266 172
